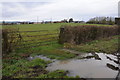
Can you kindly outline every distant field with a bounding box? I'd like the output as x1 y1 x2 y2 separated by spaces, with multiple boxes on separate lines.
2 23 112 31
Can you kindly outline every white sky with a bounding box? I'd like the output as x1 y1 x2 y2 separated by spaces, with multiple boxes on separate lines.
0 0 119 22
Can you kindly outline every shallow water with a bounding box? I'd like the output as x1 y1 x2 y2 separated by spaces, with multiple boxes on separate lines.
46 53 119 78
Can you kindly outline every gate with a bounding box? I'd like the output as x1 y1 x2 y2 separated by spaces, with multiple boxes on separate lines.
2 29 59 54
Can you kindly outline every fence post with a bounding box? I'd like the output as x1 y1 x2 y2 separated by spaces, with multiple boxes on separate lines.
2 30 9 54
59 27 65 44
115 18 120 52
115 17 120 80
115 18 120 25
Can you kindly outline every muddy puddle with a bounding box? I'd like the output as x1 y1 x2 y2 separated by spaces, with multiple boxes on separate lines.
27 52 119 78
46 53 119 78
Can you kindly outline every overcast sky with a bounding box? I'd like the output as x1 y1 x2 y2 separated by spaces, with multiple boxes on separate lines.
0 0 119 22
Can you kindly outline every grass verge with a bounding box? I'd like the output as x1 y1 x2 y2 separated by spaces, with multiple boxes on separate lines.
64 35 119 54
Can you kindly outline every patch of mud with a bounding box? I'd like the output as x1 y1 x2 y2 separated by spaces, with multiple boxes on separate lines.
13 65 48 78
106 63 119 71
61 49 83 55
28 65 48 77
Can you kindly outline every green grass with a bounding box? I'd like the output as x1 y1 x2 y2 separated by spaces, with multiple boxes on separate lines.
2 23 112 31
3 58 50 77
37 70 68 78
37 70 80 78
0 25 2 29
64 35 119 54
15 43 76 60
3 23 78 31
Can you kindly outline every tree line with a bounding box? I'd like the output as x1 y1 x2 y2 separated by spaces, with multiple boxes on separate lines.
87 17 115 25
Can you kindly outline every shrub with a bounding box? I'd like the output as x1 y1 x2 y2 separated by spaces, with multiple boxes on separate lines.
59 25 118 44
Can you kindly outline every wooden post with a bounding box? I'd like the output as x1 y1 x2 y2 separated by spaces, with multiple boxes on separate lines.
2 30 9 54
115 18 120 25
115 18 120 53
59 27 65 44
115 17 120 80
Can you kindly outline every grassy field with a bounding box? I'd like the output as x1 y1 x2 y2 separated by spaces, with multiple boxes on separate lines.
2 23 118 78
2 23 112 31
